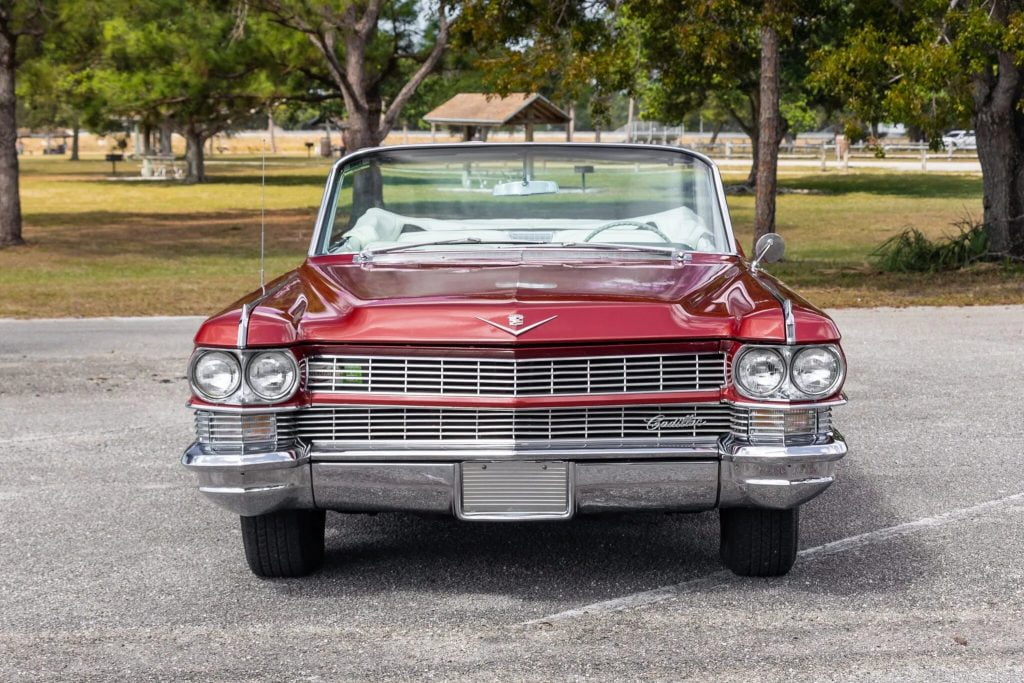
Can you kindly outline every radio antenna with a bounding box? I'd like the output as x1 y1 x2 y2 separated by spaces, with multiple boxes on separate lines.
259 138 266 294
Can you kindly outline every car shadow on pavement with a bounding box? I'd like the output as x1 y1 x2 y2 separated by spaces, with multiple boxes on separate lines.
281 460 929 606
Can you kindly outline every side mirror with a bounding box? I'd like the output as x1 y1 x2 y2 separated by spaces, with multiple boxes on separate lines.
751 233 785 273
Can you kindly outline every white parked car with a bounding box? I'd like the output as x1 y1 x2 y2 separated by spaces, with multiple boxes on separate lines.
942 130 976 150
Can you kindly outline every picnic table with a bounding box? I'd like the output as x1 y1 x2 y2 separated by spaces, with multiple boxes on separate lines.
140 154 185 180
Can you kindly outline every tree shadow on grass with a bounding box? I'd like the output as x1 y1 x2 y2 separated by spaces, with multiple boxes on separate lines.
780 172 982 199
22 209 316 259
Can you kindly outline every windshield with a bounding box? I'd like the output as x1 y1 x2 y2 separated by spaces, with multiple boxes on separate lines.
315 145 731 256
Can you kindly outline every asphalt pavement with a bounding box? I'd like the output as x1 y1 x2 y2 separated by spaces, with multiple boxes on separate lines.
1 307 1022 681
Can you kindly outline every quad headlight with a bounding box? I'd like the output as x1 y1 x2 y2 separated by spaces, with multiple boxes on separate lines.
191 351 241 400
245 351 299 401
733 344 844 400
790 346 843 396
189 349 299 404
734 347 786 397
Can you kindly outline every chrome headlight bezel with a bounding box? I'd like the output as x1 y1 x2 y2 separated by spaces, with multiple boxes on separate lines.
732 343 845 401
189 350 242 401
188 347 301 405
245 350 300 402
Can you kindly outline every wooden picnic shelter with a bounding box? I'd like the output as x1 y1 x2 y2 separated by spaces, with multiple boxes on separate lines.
423 93 572 142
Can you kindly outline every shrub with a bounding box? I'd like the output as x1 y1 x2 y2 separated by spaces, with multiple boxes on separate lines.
872 219 988 272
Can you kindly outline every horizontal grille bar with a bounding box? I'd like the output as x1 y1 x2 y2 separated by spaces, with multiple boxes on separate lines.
306 352 726 397
194 405 835 453
295 403 732 444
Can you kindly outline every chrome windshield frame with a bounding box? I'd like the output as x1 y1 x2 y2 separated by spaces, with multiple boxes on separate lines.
306 142 740 258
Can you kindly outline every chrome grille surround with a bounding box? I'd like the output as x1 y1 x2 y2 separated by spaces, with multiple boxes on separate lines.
306 352 726 397
295 403 733 446
194 410 297 454
729 406 833 446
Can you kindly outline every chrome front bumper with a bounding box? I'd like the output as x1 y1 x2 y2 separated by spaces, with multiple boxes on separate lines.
182 431 847 518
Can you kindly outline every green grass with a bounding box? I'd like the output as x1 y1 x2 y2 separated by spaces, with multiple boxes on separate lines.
0 156 1020 318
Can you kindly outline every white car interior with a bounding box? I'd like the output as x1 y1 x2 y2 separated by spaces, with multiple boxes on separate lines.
336 205 718 253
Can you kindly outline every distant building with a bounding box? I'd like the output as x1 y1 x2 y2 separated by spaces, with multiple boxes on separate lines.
423 93 571 142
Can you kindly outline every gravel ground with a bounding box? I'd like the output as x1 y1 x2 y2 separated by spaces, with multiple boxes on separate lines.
1 307 1022 681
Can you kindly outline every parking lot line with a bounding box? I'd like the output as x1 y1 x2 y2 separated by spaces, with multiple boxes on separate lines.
525 491 1024 626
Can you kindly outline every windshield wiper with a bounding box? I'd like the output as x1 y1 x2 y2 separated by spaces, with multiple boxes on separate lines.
356 238 542 261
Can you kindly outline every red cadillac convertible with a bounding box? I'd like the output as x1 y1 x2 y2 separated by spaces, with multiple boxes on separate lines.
183 143 847 578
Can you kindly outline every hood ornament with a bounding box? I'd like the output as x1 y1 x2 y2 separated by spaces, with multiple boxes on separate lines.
476 314 557 337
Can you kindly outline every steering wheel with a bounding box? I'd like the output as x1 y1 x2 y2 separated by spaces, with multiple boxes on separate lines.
583 220 674 243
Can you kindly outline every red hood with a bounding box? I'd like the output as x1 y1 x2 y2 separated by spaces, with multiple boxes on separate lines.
195 254 840 347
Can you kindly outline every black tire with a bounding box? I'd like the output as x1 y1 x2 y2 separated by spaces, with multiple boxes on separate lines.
719 506 799 577
240 509 326 578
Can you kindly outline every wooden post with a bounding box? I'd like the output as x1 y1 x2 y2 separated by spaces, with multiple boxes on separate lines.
921 146 928 171
524 121 534 142
566 104 574 142
430 122 436 143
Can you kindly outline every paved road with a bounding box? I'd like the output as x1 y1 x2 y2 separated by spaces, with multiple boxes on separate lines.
1 308 1022 681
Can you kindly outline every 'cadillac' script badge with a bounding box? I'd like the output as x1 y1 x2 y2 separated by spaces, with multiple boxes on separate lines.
645 415 707 431
475 314 557 337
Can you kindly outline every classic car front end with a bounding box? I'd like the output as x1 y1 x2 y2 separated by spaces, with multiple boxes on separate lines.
182 143 847 578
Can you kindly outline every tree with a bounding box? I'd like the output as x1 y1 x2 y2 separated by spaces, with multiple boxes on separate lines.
94 0 279 182
755 0 783 243
255 0 454 152
0 0 54 248
812 0 1024 258
16 0 110 162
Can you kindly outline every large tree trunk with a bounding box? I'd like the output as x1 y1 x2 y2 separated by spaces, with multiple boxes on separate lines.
746 125 760 188
184 127 207 183
972 52 1024 258
159 122 173 155
754 15 782 244
342 97 385 153
709 121 724 145
0 31 22 247
70 121 80 161
731 96 760 188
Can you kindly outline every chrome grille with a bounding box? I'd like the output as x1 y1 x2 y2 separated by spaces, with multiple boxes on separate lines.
730 406 832 446
306 353 726 397
194 411 296 454
294 403 733 444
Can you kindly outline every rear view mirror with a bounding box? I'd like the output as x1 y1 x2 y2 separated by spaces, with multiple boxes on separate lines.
492 179 559 196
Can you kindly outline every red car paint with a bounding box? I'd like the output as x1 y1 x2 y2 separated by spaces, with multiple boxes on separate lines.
190 250 843 409
196 252 839 348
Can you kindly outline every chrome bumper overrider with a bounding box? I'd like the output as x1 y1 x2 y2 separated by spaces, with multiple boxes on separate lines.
182 430 847 518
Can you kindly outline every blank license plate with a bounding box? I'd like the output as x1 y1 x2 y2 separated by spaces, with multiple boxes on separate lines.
459 461 571 519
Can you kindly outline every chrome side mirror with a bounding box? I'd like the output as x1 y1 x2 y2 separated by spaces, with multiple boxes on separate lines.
750 233 785 273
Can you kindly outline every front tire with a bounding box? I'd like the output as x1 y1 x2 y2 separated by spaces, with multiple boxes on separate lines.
240 509 326 578
719 507 799 577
